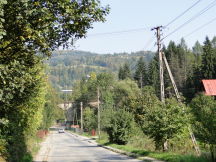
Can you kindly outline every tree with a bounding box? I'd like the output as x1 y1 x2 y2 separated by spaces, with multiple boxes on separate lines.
113 79 140 108
0 0 109 160
202 37 215 79
97 73 115 109
40 83 64 130
212 36 216 48
148 56 159 96
0 61 46 161
83 107 97 131
137 89 186 151
190 94 216 161
118 63 132 80
118 66 124 80
0 0 109 62
134 57 148 88
212 36 216 77
192 41 203 64
105 109 135 145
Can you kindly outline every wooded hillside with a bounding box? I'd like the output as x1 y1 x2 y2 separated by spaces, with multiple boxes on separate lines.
47 50 155 90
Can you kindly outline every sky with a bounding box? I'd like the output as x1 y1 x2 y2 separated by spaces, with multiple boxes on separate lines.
74 0 216 54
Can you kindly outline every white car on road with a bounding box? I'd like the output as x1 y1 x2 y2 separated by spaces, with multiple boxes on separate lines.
58 128 65 133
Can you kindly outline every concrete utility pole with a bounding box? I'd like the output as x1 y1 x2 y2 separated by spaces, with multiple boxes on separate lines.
140 74 143 90
151 26 165 103
97 87 101 140
80 102 83 133
152 26 200 155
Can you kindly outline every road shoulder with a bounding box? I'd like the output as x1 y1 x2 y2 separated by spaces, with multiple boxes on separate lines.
66 131 164 162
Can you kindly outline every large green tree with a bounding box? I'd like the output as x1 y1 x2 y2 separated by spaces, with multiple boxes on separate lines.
0 0 109 62
201 37 215 79
134 57 148 88
0 0 109 160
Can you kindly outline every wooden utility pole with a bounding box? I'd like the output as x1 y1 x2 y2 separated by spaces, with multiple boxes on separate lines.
97 87 101 140
152 26 165 103
80 102 83 133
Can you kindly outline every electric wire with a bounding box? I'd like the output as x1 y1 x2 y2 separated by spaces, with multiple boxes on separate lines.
165 0 203 27
87 27 151 37
163 0 216 40
143 37 155 50
184 16 216 38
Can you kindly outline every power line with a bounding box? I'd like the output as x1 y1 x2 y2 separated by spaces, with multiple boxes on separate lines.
143 37 155 50
165 0 203 27
163 0 216 40
87 27 151 37
184 16 216 38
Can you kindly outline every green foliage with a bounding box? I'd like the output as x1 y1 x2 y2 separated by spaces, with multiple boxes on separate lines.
40 83 64 130
190 94 216 161
97 132 209 162
83 107 96 131
113 79 140 108
202 37 216 79
118 63 132 80
192 41 203 64
100 108 114 130
0 60 46 161
0 119 8 159
105 109 135 145
148 56 160 96
134 57 148 88
0 0 110 161
0 0 109 60
48 50 155 89
0 0 6 40
141 97 187 151
168 127 194 154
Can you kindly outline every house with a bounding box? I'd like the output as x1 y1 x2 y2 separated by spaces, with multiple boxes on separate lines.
202 79 216 96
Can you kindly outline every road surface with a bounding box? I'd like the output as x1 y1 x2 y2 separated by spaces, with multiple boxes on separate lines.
34 131 144 162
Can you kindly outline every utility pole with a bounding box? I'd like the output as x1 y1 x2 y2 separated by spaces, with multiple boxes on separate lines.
151 26 165 103
97 87 101 140
152 26 166 150
162 52 201 155
140 74 143 90
152 26 200 155
80 102 83 134
72 108 75 126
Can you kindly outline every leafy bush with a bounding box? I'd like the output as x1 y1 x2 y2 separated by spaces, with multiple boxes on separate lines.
142 97 187 151
105 109 135 145
83 107 97 131
190 94 216 161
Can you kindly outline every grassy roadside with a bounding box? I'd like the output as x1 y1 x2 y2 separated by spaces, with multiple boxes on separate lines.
23 131 50 162
97 142 209 162
72 131 210 162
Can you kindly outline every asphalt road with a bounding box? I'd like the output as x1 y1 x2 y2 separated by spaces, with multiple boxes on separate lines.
34 131 143 162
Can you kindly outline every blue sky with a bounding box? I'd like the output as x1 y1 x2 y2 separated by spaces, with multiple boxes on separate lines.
75 0 216 54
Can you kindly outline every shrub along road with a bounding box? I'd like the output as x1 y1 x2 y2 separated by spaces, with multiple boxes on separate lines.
34 131 146 162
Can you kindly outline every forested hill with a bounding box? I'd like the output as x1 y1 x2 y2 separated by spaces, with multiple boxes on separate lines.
46 50 155 90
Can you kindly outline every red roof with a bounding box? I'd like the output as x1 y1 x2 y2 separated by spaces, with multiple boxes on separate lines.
202 79 216 96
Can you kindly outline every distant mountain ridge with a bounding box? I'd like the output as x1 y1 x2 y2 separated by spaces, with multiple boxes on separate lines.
47 50 155 89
